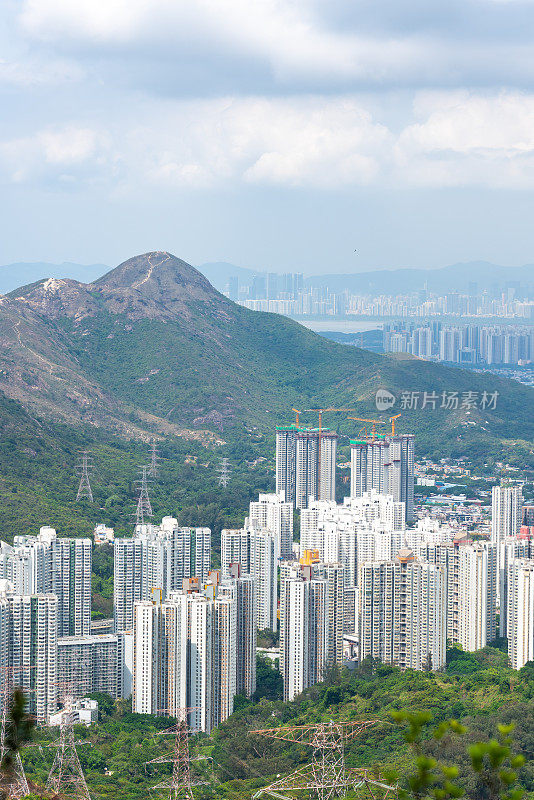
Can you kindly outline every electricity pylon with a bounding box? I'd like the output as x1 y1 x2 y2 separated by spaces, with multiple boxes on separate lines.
76 450 94 502
146 708 207 800
0 679 30 800
217 458 231 488
250 720 397 800
135 465 153 527
148 440 161 478
46 695 92 800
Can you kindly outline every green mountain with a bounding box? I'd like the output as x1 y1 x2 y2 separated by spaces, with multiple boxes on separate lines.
2 250 533 461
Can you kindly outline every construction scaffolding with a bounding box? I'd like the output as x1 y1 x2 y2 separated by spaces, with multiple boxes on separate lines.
250 720 397 800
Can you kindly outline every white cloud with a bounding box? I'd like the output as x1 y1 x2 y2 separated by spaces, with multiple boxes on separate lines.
0 56 82 86
396 91 534 187
0 126 110 183
5 92 534 191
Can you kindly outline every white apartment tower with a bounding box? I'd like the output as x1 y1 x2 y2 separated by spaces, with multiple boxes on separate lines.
492 485 523 602
350 434 415 522
221 527 277 632
507 559 534 670
219 564 256 698
276 425 337 510
420 538 497 650
2 529 92 638
457 542 497 651
114 523 212 633
280 564 327 702
358 550 446 671
131 582 238 734
249 493 293 560
7 593 58 723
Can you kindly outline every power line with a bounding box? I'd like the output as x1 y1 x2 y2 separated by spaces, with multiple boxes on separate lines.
76 451 94 503
146 708 208 800
250 720 397 800
135 465 154 527
217 458 231 488
148 440 162 479
46 695 92 800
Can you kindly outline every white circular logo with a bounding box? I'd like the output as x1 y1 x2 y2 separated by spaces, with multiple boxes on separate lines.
375 388 396 412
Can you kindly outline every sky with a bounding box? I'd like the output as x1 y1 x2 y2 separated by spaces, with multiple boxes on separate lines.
2 0 534 274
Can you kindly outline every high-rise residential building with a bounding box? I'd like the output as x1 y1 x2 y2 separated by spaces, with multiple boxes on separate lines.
492 485 523 546
218 564 256 698
507 559 534 670
499 537 532 637
313 561 345 668
276 425 337 510
221 527 277 632
249 493 293 560
300 492 405 588
7 592 58 723
419 538 497 650
492 485 523 603
114 521 211 633
280 563 327 702
358 550 446 671
350 434 415 522
131 579 238 733
57 634 119 699
2 528 92 638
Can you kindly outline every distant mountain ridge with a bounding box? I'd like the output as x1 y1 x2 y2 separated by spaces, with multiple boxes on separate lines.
199 260 534 294
2 258 532 297
0 251 532 470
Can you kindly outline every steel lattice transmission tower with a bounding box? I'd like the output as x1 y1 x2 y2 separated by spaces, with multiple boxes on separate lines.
46 696 92 800
76 450 94 502
135 465 154 527
148 440 162 478
217 457 231 488
0 683 30 800
147 709 207 800
250 720 397 800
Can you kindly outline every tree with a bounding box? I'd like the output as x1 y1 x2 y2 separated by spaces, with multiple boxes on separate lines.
1 688 34 797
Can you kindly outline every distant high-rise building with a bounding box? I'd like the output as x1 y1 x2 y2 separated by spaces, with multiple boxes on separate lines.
276 425 337 510
419 538 497 650
350 434 414 522
227 276 239 301
358 549 446 671
219 564 256 698
131 580 238 733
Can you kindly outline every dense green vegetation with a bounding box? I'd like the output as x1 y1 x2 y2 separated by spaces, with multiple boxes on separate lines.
20 648 534 800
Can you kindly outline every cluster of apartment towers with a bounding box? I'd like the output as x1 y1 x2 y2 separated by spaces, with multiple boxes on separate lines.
0 424 531 734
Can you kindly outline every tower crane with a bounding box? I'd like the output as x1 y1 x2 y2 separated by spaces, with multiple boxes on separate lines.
347 416 386 440
389 413 401 435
